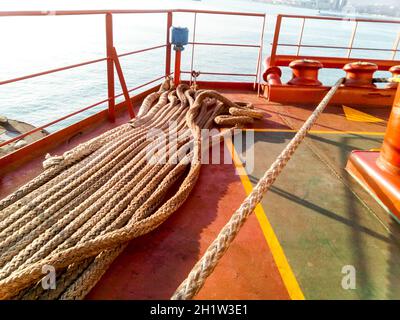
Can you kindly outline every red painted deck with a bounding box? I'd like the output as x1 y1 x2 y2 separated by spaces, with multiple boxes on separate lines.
347 150 400 221
86 150 289 299
1 87 397 300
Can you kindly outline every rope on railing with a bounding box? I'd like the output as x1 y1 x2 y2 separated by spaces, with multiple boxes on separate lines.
171 77 344 300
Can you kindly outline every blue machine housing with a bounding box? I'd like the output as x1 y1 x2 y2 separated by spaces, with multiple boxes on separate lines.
171 27 189 51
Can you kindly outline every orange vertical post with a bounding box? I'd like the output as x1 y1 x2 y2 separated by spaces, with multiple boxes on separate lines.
165 11 173 77
174 50 181 87
269 15 282 67
378 85 400 174
346 83 400 220
112 47 135 119
106 13 115 122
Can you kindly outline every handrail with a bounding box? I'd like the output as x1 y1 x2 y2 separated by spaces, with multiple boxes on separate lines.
175 9 265 17
0 9 265 17
270 14 400 67
117 44 166 58
181 71 256 77
277 43 400 53
0 74 167 149
0 9 265 151
189 41 260 48
185 9 266 90
0 44 167 85
278 13 400 24
0 57 107 86
0 9 173 16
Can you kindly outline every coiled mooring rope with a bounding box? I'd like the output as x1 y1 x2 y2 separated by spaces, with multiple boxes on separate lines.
0 79 263 300
171 78 344 300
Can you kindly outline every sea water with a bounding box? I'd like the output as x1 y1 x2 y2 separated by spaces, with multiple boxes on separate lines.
0 0 399 131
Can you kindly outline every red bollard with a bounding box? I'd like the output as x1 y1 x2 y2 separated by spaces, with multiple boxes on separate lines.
387 65 400 89
264 66 282 85
262 56 282 85
343 61 377 88
287 59 323 86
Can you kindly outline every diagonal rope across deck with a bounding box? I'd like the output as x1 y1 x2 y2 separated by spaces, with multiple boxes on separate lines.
171 78 344 300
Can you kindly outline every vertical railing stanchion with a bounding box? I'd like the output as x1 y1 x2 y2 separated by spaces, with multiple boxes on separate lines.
255 13 266 92
106 13 115 122
189 12 198 86
347 21 358 58
296 17 305 56
270 15 282 67
165 11 173 77
391 32 400 60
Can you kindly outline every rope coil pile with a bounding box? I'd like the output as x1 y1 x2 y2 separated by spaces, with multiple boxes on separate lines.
0 79 262 300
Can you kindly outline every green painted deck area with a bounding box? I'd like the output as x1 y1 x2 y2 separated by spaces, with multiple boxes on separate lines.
237 131 400 299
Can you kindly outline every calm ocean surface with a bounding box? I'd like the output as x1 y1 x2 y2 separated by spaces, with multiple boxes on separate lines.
1 0 399 131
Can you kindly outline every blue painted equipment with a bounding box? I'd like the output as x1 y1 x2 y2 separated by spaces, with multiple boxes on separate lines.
171 27 189 51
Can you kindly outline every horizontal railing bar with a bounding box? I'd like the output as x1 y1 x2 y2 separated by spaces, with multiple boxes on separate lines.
277 43 400 53
127 75 168 93
0 97 110 148
0 8 262 150
118 44 166 58
0 10 172 17
175 9 265 17
0 75 168 148
279 13 400 24
0 57 107 85
273 54 400 70
0 45 167 86
189 41 260 48
0 9 265 18
181 71 256 77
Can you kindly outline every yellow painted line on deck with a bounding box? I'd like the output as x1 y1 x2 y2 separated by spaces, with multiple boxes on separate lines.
225 137 305 300
243 128 385 135
342 105 384 123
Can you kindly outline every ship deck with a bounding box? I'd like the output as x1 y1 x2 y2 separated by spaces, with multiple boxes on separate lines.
1 88 400 300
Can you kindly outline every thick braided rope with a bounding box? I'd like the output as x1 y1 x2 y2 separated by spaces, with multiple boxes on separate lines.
214 115 254 126
0 86 181 233
54 95 232 300
3 94 189 271
0 80 175 212
228 107 263 119
0 128 191 296
56 130 232 300
51 96 232 300
0 84 185 296
0 83 255 299
171 78 344 300
17 130 189 299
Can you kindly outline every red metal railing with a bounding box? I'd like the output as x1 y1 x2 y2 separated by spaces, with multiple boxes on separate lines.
269 14 400 68
0 9 266 150
184 11 266 88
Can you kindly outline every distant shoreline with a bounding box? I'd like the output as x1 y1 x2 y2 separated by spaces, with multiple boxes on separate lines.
250 0 400 19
